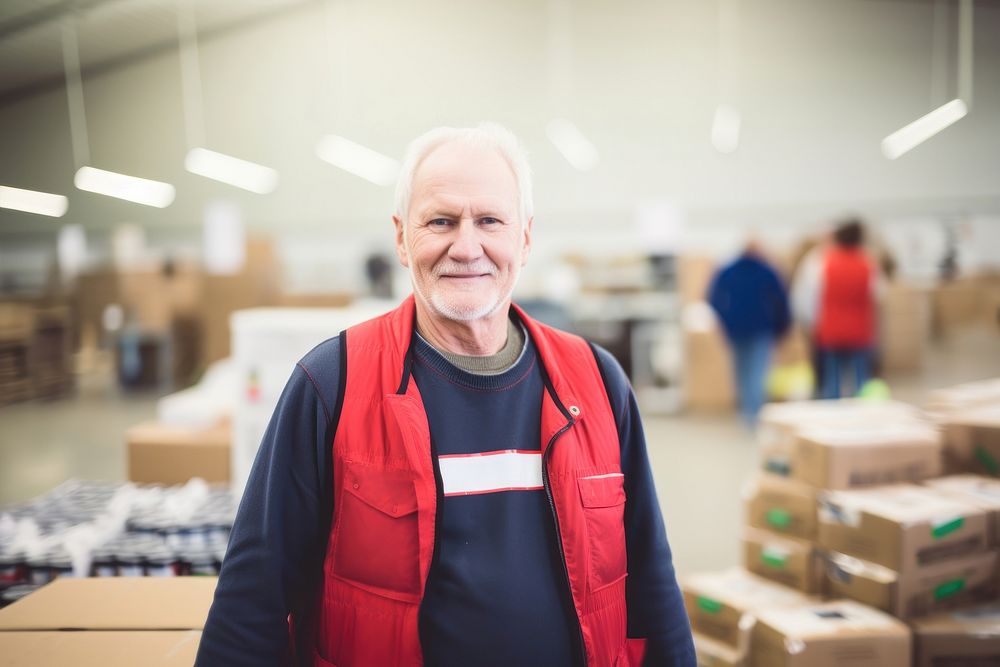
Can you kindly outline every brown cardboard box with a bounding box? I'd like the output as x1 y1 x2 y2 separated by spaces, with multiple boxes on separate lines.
678 255 717 305
743 528 824 595
938 406 1000 476
750 600 911 667
757 400 923 478
823 550 999 620
0 576 216 630
127 420 231 485
684 326 735 412
817 485 990 572
926 378 1000 416
683 567 813 648
924 474 1000 546
693 632 745 667
745 475 819 540
932 279 984 337
792 423 942 489
880 283 930 372
0 630 201 667
911 602 1000 667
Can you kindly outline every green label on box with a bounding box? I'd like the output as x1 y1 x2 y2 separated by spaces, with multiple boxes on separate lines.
761 549 788 569
766 508 792 529
697 596 723 614
974 446 1000 476
931 517 965 540
934 578 965 600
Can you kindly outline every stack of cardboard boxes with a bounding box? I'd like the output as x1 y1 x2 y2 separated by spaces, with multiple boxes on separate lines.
684 388 1000 666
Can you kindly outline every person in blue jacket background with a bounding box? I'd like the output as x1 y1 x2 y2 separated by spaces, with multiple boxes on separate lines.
707 240 791 425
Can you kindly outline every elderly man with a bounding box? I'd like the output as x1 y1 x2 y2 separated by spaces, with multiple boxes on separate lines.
197 124 695 666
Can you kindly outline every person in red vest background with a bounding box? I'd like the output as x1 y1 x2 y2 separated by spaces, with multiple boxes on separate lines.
796 218 883 399
196 123 695 667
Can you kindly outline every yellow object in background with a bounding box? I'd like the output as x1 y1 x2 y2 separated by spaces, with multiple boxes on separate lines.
767 362 815 402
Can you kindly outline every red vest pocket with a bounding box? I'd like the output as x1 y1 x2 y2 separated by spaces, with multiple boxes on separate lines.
578 473 628 592
332 463 421 600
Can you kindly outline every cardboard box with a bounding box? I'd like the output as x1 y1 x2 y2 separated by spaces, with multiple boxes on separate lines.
127 419 231 485
745 475 819 540
932 280 984 338
938 405 1000 476
926 378 1000 416
0 576 217 630
743 528 823 595
911 602 1000 667
880 284 930 372
693 632 745 667
817 485 990 572
750 600 911 667
757 400 923 478
0 630 201 667
683 567 813 648
683 326 735 412
792 422 942 489
823 550 999 620
924 474 1000 546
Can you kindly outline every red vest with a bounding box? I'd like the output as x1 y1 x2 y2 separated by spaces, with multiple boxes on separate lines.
817 246 876 349
304 296 644 667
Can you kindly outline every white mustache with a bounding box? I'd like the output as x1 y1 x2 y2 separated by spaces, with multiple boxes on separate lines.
433 261 498 277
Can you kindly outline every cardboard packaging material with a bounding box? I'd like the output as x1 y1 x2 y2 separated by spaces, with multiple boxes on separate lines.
817 485 990 572
937 405 1000 476
823 550 999 620
911 602 1000 667
756 400 923 478
0 630 201 667
0 576 217 630
792 423 942 489
693 632 745 667
926 378 1000 416
750 599 911 667
743 528 824 595
683 567 813 648
880 283 930 372
924 474 1000 546
678 255 718 306
126 419 231 485
745 475 819 540
683 325 735 412
932 280 984 337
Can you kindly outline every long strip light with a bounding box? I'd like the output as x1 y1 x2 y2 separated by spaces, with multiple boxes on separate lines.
0 185 69 217
185 148 278 194
74 167 175 208
315 135 399 186
880 99 968 160
546 118 600 171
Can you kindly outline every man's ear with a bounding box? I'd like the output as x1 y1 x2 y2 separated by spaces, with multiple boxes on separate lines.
393 215 409 268
520 216 534 266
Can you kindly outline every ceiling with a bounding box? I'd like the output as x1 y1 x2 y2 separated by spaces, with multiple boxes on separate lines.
0 0 314 104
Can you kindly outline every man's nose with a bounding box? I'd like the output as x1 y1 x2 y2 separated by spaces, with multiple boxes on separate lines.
448 219 483 261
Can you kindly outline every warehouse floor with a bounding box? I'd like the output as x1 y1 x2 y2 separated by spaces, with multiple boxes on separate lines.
1 326 998 577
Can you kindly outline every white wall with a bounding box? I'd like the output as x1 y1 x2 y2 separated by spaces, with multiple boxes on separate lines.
1 0 998 272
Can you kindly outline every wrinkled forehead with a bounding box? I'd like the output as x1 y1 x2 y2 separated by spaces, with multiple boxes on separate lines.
409 142 520 218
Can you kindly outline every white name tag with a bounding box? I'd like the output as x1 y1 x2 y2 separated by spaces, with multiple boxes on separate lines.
438 449 544 497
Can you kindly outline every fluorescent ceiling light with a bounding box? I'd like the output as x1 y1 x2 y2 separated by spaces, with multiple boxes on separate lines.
0 185 68 217
881 99 967 160
185 147 278 194
315 135 399 186
711 104 741 154
74 166 175 208
546 118 600 171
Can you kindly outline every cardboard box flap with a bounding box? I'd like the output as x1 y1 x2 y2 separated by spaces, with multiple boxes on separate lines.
821 485 985 525
912 601 1000 638
0 631 201 667
0 577 217 631
756 600 909 641
797 424 939 448
925 475 1000 506
943 405 1000 429
685 567 813 611
826 552 896 584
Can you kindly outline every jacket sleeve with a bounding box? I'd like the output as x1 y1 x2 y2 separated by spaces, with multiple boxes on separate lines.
196 341 340 666
592 345 697 667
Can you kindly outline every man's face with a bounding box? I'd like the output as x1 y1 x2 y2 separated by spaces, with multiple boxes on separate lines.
394 141 532 323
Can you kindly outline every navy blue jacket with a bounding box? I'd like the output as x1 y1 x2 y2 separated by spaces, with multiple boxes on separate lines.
196 322 695 666
707 254 791 342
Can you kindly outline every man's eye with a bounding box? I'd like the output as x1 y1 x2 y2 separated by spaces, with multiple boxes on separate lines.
480 217 500 225
429 219 452 227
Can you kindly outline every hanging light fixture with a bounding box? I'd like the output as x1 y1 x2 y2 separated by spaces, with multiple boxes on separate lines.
61 14 175 207
177 0 278 193
315 135 399 186
0 185 69 217
881 0 973 159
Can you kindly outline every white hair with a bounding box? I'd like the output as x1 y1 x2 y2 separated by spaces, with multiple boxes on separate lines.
394 122 534 224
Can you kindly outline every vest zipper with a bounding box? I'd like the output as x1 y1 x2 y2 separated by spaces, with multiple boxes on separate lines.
542 418 588 667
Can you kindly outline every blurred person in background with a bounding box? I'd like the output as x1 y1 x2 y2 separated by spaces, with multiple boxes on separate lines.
707 239 791 425
197 123 695 667
794 218 882 399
